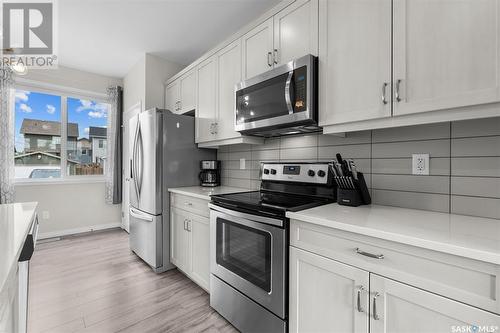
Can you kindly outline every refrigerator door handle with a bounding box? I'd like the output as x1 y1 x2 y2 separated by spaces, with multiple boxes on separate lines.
132 120 140 199
130 208 153 222
137 123 144 195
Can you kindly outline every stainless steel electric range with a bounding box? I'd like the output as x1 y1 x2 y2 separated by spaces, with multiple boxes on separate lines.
209 162 336 333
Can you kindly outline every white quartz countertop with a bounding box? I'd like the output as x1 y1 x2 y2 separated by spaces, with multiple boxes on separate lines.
0 202 38 292
168 186 251 201
286 204 500 265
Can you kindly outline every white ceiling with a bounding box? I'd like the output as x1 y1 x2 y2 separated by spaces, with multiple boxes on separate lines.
58 0 281 78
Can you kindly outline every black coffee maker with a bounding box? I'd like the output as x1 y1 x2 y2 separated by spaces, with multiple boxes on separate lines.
199 160 221 187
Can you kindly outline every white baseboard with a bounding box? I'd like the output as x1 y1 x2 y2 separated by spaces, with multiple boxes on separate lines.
38 222 122 240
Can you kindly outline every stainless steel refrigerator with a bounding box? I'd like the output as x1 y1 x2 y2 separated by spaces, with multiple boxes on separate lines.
128 108 216 272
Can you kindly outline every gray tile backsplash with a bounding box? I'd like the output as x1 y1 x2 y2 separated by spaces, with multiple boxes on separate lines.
217 117 500 219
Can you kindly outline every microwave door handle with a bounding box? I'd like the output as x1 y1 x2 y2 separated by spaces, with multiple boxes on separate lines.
285 71 294 114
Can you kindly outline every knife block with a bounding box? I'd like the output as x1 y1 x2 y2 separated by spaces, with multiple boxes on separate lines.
335 172 371 207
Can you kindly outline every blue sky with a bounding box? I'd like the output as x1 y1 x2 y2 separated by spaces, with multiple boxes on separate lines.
14 90 108 152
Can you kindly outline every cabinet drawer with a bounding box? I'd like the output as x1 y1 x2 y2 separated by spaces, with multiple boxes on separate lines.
290 219 500 314
170 193 210 218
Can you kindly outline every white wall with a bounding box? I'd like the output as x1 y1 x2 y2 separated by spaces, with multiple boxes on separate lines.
123 53 183 112
14 65 123 237
15 182 121 238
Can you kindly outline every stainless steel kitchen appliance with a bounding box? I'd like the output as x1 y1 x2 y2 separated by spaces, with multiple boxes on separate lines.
199 160 221 187
235 54 319 137
128 108 216 273
209 162 336 332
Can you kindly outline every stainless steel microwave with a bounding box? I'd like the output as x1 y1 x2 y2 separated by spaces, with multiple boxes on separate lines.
235 54 319 137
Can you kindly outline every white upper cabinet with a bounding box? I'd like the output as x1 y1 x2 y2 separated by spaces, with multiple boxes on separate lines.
273 0 319 66
242 18 274 80
289 247 369 333
392 0 500 116
196 56 218 143
217 40 242 140
165 81 180 113
319 0 392 125
179 69 197 113
370 274 500 333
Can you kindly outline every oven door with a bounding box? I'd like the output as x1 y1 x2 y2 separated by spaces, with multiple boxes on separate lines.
235 54 316 134
209 204 286 318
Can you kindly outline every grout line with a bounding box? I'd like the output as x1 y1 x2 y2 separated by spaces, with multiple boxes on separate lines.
448 122 452 214
450 194 500 200
371 188 449 196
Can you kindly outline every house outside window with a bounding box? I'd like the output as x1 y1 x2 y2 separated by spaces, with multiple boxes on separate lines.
13 89 110 180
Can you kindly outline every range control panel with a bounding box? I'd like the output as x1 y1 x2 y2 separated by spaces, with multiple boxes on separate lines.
260 163 330 184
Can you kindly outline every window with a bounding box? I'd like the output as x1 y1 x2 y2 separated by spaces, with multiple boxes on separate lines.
13 88 110 181
67 97 109 176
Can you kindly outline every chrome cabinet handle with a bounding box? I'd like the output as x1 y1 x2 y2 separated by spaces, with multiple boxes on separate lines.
184 201 193 206
178 100 182 110
267 52 273 67
355 248 384 260
273 49 279 64
372 292 380 320
183 219 187 231
356 286 365 313
186 220 191 232
381 82 388 105
395 79 402 102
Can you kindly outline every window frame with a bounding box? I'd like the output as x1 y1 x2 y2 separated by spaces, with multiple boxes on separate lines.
12 81 110 184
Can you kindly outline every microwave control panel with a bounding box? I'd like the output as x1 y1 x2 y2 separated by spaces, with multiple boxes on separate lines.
293 66 307 112
261 163 329 184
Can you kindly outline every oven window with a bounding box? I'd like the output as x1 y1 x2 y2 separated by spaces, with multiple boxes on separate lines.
216 218 272 292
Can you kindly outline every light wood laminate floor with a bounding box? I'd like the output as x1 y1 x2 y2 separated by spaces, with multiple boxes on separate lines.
28 228 237 333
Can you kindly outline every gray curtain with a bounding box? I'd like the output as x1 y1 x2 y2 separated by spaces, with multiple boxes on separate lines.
105 86 123 204
0 65 15 204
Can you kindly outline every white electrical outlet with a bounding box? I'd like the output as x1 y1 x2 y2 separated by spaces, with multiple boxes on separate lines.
412 154 429 175
42 211 50 220
239 158 246 170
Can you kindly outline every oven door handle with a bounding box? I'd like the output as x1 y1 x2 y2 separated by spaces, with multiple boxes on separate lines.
285 71 294 114
208 203 284 228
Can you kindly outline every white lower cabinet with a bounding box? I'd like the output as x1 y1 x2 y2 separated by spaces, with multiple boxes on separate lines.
170 195 210 291
289 247 369 333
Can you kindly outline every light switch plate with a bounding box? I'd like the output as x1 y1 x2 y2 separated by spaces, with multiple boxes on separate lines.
412 154 429 175
239 158 246 170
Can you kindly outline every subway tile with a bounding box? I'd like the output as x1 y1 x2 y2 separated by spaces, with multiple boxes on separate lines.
222 177 251 189
372 174 449 194
218 145 230 153
251 149 279 161
318 144 371 160
451 177 500 198
319 131 371 146
225 151 252 161
217 152 229 161
252 138 280 151
451 136 500 157
249 160 263 170
451 157 500 177
372 123 450 143
222 160 241 170
452 117 500 138
225 169 251 179
371 158 450 176
451 196 500 219
280 147 318 161
372 189 449 213
250 169 260 180
372 140 450 158
229 144 253 152
250 180 261 190
280 134 318 149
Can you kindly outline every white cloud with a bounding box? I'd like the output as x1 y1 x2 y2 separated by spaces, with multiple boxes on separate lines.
15 91 30 103
19 103 32 113
88 111 106 118
76 99 109 119
84 127 90 134
46 104 56 114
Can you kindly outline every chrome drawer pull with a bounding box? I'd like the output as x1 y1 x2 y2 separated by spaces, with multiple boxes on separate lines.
355 248 384 259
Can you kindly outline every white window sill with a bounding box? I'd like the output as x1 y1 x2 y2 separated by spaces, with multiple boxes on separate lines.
14 177 106 186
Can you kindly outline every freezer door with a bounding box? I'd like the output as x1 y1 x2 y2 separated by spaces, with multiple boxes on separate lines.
130 109 163 215
129 208 162 268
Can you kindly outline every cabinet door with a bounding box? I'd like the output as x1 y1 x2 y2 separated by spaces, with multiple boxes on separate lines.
273 0 319 66
196 55 218 143
370 274 500 333
216 40 242 141
179 69 197 113
170 208 191 272
318 0 392 126
165 81 180 113
189 214 210 291
242 18 274 80
393 0 500 116
289 247 369 333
